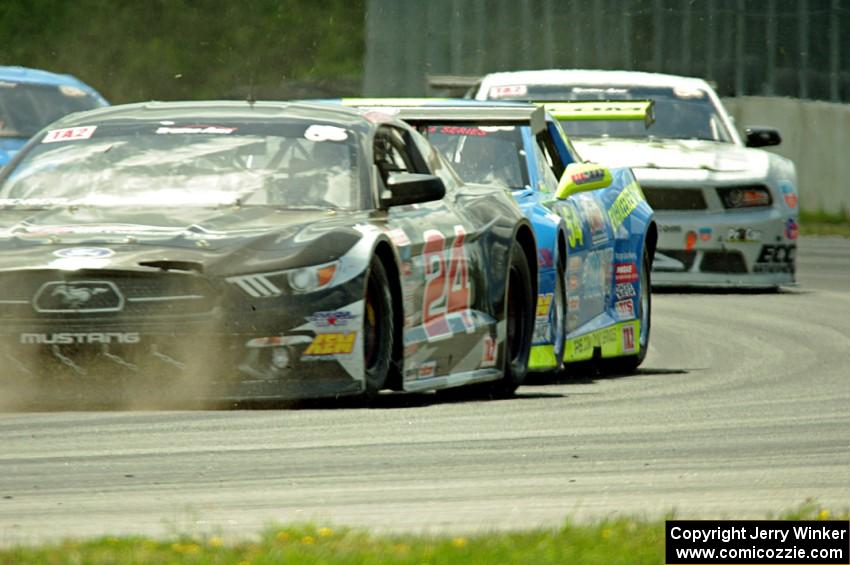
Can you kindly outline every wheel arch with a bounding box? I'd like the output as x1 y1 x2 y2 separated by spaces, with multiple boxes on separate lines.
645 220 658 269
372 240 404 391
557 227 568 271
514 222 539 300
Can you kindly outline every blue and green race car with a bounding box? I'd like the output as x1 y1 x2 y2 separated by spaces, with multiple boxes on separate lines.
339 100 657 373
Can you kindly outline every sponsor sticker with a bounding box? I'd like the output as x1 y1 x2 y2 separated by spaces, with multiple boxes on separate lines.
608 181 644 228
698 227 713 241
754 244 796 274
615 299 635 320
780 181 798 209
571 168 606 186
533 321 551 345
615 282 636 300
307 310 355 328
537 247 554 268
622 325 636 353
481 336 497 367
615 262 639 283
53 247 115 259
569 274 579 291
430 125 487 136
726 227 762 243
43 126 97 143
385 228 411 247
155 125 237 135
417 361 437 379
660 224 683 233
535 293 553 317
568 255 582 274
785 218 799 240
581 198 608 245
303 332 356 356
488 85 527 98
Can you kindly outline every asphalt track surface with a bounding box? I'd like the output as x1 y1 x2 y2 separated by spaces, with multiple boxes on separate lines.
0 236 848 545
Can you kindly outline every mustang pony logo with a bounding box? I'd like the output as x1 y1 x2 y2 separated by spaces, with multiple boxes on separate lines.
33 280 123 313
51 284 109 308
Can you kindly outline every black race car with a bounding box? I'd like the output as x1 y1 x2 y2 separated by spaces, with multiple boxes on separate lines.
0 101 537 405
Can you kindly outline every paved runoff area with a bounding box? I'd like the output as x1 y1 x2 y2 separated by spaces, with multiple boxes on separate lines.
0 236 848 545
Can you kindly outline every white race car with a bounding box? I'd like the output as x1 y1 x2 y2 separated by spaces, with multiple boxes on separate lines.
474 70 799 288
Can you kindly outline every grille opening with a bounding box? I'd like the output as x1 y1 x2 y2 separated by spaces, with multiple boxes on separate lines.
700 250 748 273
641 187 708 210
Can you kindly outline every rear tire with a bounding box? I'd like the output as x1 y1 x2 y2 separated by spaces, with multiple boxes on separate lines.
362 258 394 400
489 242 535 397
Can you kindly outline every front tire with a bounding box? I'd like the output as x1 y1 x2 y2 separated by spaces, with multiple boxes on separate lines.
362 258 394 400
489 242 535 397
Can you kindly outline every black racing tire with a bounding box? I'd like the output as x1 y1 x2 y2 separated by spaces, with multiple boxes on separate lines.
489 241 535 398
362 257 394 400
550 252 567 372
601 248 651 374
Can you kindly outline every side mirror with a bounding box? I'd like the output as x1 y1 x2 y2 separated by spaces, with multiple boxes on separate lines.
555 163 613 200
381 172 446 207
744 127 782 148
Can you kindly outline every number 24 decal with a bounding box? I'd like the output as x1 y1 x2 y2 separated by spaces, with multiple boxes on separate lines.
423 225 471 324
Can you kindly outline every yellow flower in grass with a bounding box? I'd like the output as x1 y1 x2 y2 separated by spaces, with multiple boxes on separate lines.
318 527 334 537
451 537 467 548
302 535 316 545
275 530 290 542
601 528 612 540
208 536 224 548
171 542 200 554
819 508 831 520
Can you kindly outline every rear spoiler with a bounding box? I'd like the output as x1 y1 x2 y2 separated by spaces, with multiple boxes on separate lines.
541 100 655 129
341 99 548 135
426 74 482 97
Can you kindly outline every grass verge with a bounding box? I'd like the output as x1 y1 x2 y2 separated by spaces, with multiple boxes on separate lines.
1 503 844 564
800 210 850 237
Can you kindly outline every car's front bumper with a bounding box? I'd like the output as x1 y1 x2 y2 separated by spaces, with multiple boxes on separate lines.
0 276 370 404
651 208 797 288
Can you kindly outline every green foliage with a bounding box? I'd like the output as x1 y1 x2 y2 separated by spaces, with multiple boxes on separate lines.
3 504 847 564
0 0 365 103
800 210 850 237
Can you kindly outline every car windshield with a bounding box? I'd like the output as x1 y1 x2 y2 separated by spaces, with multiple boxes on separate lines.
0 120 361 210
422 124 529 190
0 81 103 138
491 85 733 143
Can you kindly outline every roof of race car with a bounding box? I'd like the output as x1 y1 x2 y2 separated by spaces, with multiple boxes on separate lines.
0 66 107 100
479 69 712 91
43 100 395 132
339 99 548 134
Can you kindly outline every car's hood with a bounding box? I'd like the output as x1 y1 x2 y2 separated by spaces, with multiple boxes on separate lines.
572 137 769 175
0 205 367 276
0 137 27 167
